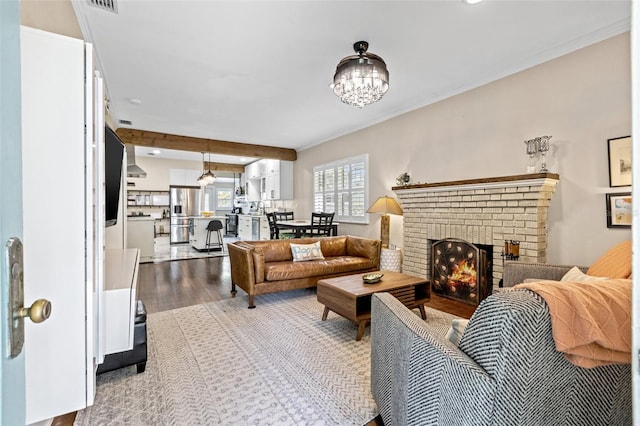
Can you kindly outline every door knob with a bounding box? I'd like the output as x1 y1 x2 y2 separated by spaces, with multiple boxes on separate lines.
15 299 52 323
6 237 52 358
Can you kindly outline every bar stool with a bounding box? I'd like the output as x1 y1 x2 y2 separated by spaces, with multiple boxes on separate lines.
205 220 224 252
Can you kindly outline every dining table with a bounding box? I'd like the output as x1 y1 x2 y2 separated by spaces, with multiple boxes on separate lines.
276 220 339 238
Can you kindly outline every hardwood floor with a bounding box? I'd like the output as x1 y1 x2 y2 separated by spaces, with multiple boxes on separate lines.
137 256 232 314
54 257 475 425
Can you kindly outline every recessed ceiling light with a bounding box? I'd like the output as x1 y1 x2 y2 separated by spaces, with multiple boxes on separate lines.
147 149 161 156
128 98 142 105
462 0 484 4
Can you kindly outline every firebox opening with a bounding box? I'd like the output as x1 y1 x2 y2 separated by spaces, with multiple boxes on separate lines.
430 238 493 306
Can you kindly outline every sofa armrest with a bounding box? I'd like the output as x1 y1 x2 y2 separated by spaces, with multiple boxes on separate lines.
227 242 258 294
502 261 588 287
346 236 381 268
371 293 495 426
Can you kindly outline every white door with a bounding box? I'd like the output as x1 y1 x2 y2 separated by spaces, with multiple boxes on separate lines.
20 27 95 423
0 1 26 424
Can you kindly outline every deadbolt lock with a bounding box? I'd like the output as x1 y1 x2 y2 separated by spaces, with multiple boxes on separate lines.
15 299 51 324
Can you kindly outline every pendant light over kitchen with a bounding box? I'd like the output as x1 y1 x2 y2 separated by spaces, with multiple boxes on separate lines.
197 152 216 186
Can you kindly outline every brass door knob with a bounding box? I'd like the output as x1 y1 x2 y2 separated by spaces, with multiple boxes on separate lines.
16 299 51 323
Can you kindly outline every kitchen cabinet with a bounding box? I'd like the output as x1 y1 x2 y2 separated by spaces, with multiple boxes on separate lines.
244 159 294 200
237 214 270 240
238 215 252 240
259 217 270 240
126 217 155 262
169 169 202 186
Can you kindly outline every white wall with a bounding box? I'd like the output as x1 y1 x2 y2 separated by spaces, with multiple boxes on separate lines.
295 33 632 266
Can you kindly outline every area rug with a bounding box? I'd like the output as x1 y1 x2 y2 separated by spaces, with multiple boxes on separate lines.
74 289 458 425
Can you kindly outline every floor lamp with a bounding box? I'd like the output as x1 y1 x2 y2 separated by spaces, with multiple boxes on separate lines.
367 196 403 248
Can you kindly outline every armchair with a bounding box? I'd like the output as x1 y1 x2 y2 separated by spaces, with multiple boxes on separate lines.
370 290 631 425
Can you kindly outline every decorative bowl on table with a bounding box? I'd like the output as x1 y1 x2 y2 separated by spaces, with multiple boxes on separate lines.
201 211 213 217
362 273 384 284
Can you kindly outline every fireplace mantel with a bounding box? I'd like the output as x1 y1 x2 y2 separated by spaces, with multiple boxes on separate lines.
393 173 560 287
393 173 560 192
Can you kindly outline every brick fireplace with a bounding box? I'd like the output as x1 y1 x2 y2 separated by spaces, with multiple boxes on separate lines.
393 173 559 287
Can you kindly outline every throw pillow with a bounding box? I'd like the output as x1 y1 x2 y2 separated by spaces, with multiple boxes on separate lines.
290 241 325 262
561 266 608 283
445 318 470 347
587 240 631 278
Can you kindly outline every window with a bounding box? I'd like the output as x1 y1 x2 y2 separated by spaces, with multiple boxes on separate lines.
216 188 233 210
313 154 369 224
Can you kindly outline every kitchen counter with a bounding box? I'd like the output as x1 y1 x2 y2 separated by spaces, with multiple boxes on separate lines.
127 216 154 221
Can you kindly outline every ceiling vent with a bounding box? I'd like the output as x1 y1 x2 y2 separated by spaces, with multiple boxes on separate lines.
88 0 118 13
118 119 132 126
125 145 147 178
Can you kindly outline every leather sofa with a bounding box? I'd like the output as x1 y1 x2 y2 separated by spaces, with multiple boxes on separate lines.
228 235 381 308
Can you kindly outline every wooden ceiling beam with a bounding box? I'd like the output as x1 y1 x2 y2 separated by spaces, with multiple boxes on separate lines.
115 128 297 161
204 162 245 173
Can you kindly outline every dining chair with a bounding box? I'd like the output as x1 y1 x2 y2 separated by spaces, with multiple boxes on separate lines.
274 211 294 221
266 212 280 239
307 212 335 237
274 211 296 238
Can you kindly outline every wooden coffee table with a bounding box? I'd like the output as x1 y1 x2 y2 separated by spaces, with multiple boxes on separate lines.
317 271 430 341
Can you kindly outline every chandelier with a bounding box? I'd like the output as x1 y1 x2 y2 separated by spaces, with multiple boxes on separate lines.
197 152 216 186
332 41 389 108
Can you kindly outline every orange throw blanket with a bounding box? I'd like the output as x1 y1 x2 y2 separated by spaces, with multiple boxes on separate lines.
515 279 631 368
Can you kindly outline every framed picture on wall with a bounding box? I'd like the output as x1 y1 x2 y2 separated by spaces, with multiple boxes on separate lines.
606 192 631 228
607 136 632 187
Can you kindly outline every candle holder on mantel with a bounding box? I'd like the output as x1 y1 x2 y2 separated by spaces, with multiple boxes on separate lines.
538 135 551 172
524 138 538 173
499 240 520 288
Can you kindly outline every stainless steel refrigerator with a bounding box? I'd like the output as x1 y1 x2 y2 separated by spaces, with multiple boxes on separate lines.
170 186 201 244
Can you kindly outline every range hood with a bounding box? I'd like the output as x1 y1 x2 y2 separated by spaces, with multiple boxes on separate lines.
125 144 147 178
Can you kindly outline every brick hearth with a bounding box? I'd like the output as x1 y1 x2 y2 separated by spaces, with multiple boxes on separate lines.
393 173 559 287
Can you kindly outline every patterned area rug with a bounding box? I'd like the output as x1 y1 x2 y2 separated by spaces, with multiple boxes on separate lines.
75 289 457 425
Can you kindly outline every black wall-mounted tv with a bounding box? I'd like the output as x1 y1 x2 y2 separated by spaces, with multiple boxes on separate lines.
105 127 125 227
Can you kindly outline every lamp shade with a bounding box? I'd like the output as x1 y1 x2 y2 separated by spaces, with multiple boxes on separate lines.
367 196 403 215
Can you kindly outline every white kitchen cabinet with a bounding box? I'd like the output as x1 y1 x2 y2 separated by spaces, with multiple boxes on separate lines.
238 215 252 240
244 159 293 200
259 218 270 240
265 161 293 200
170 168 202 186
126 217 155 262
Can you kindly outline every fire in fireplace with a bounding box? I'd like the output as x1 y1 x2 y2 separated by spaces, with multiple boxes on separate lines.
431 238 492 306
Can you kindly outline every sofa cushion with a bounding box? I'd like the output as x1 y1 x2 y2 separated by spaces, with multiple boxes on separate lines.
561 266 608 283
291 241 325 262
248 236 348 263
264 256 374 281
587 240 632 278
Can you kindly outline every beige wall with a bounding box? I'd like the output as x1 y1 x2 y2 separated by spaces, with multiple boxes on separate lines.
295 33 632 266
20 0 82 39
128 156 202 190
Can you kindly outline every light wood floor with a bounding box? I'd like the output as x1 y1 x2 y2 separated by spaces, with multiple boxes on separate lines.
55 256 476 425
